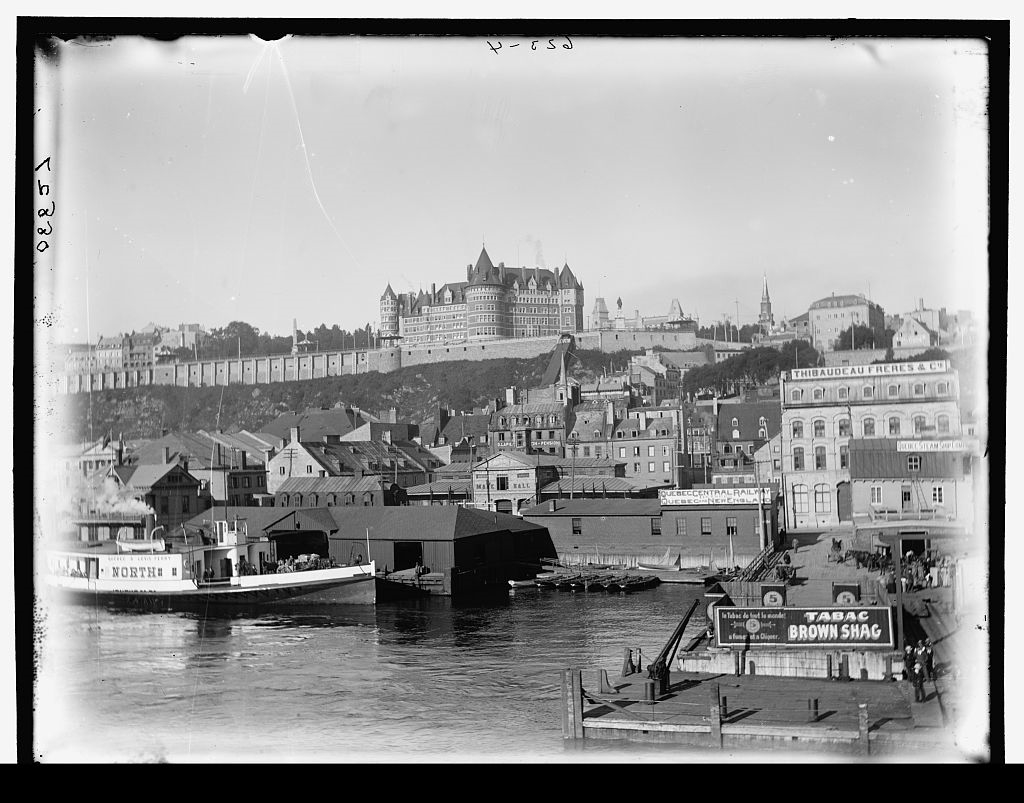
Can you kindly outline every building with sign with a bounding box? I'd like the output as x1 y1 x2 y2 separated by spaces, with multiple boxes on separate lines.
779 360 963 529
521 487 778 567
847 438 977 558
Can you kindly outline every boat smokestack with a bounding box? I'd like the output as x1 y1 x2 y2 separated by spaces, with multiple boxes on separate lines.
144 513 156 538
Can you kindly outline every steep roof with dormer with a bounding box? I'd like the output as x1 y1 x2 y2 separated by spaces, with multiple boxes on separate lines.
558 262 582 290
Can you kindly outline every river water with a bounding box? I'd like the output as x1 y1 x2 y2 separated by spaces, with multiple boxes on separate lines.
34 583 726 763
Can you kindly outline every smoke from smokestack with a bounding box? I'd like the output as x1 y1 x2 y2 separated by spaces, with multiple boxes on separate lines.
94 477 156 516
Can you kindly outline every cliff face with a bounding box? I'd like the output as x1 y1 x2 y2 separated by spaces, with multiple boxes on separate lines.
52 349 634 442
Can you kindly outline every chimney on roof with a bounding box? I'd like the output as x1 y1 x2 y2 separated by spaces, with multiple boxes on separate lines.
431 282 436 301
549 499 556 512
290 426 301 443
163 446 171 465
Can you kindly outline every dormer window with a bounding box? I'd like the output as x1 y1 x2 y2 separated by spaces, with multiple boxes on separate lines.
812 387 824 401
791 389 803 402
731 417 739 427
887 384 899 398
838 387 849 400
758 416 767 428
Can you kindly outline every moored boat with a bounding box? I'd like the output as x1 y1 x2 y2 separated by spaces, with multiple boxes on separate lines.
44 517 377 609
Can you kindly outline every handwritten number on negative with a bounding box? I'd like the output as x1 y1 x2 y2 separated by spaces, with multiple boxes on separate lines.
38 200 55 217
34 157 51 172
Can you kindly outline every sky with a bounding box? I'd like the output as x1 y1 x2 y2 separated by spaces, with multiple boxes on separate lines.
34 32 991 343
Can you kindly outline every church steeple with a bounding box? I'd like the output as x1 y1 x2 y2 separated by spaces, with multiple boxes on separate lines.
758 273 774 332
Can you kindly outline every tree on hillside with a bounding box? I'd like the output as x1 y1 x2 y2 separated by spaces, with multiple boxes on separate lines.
776 339 821 371
833 323 891 351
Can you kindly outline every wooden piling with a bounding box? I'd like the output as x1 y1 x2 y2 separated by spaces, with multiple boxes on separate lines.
598 668 614 694
621 648 634 677
857 703 870 755
561 668 584 740
709 682 723 748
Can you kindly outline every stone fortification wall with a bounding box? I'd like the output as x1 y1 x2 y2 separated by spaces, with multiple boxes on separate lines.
577 330 697 352
56 329 701 394
399 335 559 366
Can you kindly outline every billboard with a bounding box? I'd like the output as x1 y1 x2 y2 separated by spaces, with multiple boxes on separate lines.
659 487 773 506
714 606 893 648
896 440 966 452
789 360 948 381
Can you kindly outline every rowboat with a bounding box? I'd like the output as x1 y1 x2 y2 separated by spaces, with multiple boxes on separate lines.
508 579 537 589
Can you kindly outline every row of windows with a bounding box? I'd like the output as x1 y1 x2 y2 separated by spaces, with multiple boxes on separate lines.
617 445 673 458
790 414 952 439
570 516 749 537
499 415 560 427
790 381 950 403
868 485 946 504
791 449 925 473
279 492 375 506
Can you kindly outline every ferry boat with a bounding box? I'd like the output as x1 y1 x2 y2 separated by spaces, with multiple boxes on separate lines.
44 516 376 609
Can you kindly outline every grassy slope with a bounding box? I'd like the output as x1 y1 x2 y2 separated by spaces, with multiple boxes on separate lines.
55 348 641 442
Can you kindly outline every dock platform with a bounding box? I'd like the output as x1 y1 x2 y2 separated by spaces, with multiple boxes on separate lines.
562 666 958 757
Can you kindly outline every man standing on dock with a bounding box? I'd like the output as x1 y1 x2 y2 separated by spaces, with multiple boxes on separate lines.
911 660 927 702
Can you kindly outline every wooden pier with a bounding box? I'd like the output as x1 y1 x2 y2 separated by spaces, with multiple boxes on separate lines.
560 660 958 757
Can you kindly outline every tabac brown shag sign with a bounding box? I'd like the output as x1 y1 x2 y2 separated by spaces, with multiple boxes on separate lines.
714 606 894 648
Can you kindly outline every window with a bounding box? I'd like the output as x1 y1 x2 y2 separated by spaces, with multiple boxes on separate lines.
633 463 641 472
840 445 849 469
583 446 591 457
309 494 318 506
907 455 921 471
870 486 883 505
813 387 824 401
651 518 661 536
496 476 509 491
937 381 949 395
793 447 805 471
792 420 804 439
676 518 686 536
160 498 169 515
791 389 803 402
732 429 740 439
792 484 809 514
759 416 767 428
814 483 831 513
499 417 506 428
888 417 901 436
700 517 712 535
863 418 876 437
731 417 738 427
814 446 826 470
932 487 944 504
593 430 601 439
937 415 950 434
813 420 825 438
279 467 286 475
835 418 850 437
648 462 656 473
648 446 655 457
726 517 737 536
633 446 641 457
182 495 190 513
887 384 899 398
306 465 313 474
230 477 238 489
758 428 767 439
572 518 582 535
548 431 555 439
618 447 626 458
913 383 925 396
862 385 874 399
838 387 849 400
913 415 926 434
243 477 251 488
663 461 671 472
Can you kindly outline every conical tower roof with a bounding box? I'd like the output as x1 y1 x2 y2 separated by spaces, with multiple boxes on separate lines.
381 283 397 300
558 262 581 289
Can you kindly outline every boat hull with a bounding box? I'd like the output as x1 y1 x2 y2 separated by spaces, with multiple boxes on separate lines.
45 569 377 609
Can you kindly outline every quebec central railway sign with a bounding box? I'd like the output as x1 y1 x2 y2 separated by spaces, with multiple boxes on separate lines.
714 606 894 648
659 487 773 506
